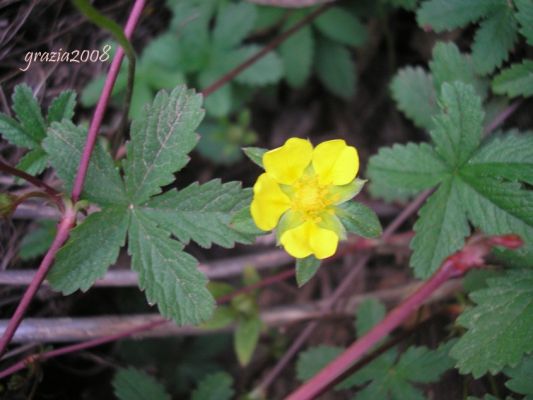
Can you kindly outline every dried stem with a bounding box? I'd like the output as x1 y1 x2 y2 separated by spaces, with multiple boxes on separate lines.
286 234 523 399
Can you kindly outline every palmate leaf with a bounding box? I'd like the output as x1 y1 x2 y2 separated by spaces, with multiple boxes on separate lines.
128 209 214 325
124 86 204 204
451 269 533 378
142 180 253 248
212 2 256 50
113 367 171 400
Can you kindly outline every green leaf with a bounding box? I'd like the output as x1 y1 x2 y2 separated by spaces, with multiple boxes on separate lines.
12 84 46 142
142 180 252 248
416 0 500 32
314 7 367 47
19 220 56 260
463 131 533 184
229 205 264 240
201 306 236 330
430 82 484 167
295 256 321 287
48 207 129 294
242 146 266 168
410 177 469 278
124 85 204 204
504 355 533 396
191 372 234 400
47 90 76 123
280 14 314 88
254 6 285 30
515 0 533 45
199 70 232 117
396 343 455 383
128 209 214 326
315 38 356 99
429 42 487 98
296 346 343 381
451 269 533 377
336 201 382 238
472 6 518 75
113 367 171 400
228 45 284 86
367 142 449 201
212 2 256 50
0 114 37 148
16 148 48 176
492 60 533 98
355 298 386 337
235 316 262 366
390 67 437 130
43 120 128 206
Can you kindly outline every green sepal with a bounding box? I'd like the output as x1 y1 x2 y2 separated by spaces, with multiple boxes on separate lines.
295 256 321 287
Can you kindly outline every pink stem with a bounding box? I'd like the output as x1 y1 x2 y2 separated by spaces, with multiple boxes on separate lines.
71 0 145 202
286 234 523 400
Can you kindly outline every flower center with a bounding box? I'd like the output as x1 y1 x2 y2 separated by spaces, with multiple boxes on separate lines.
291 175 331 217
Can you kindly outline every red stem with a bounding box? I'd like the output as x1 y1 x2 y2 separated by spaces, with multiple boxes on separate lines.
0 0 146 359
71 0 145 203
286 234 523 400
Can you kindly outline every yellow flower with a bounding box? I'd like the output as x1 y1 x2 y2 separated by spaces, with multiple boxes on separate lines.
251 138 363 259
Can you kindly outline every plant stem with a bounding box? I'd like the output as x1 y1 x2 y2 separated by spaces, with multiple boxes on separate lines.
286 234 523 400
201 4 331 97
71 0 145 203
0 206 76 358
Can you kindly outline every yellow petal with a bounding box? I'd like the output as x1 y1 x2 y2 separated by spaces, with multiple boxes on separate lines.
251 173 290 231
309 223 339 259
263 138 313 184
280 221 314 258
312 139 359 185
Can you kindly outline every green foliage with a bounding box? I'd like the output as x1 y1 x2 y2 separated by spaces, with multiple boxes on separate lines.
242 147 266 168
191 372 234 400
0 84 76 175
113 368 170 400
504 355 533 398
315 37 356 99
515 0 533 45
492 60 533 98
18 220 56 260
296 345 343 381
451 269 533 378
44 85 251 326
337 200 383 239
355 298 386 337
295 256 321 287
369 82 533 277
235 315 262 366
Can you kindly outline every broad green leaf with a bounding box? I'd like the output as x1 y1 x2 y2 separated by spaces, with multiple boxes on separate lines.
19 220 56 260
429 42 487 98
113 367 171 400
463 131 533 184
296 346 343 381
124 85 204 204
451 269 533 377
336 201 383 238
430 82 484 167
0 114 37 148
458 174 533 264
397 344 455 383
367 142 448 201
355 298 386 337
199 70 233 117
43 120 127 205
280 14 314 88
314 7 367 47
504 356 533 397
47 90 76 123
242 146 266 168
142 180 251 248
492 60 533 98
12 84 46 142
229 205 264 240
16 148 48 176
212 2 256 50
254 6 285 30
295 256 321 287
191 372 234 400
201 306 236 330
410 177 469 278
142 33 181 69
416 0 500 32
472 7 518 75
390 67 437 130
128 209 214 326
234 316 262 366
48 206 129 294
315 38 355 99
228 45 283 86
515 0 533 45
